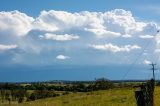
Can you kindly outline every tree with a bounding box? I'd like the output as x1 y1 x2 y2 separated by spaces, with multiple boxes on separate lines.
94 78 114 90
28 93 36 101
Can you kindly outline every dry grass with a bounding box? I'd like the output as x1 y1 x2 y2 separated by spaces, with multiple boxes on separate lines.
1 86 160 106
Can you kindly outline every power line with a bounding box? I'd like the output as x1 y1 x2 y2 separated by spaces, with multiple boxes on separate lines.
121 37 154 80
121 30 159 80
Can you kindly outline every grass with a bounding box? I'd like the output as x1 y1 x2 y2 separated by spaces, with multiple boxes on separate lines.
1 87 160 106
154 86 160 106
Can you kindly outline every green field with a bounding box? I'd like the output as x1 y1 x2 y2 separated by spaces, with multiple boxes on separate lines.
0 86 160 106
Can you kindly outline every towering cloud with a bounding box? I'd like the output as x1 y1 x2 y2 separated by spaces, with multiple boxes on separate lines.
33 9 154 38
0 9 158 65
0 10 34 36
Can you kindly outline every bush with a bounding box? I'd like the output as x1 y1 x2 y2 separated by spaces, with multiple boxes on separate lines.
28 93 36 101
18 97 23 103
62 91 70 95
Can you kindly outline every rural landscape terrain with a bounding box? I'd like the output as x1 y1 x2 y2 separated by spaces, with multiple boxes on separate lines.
0 79 160 106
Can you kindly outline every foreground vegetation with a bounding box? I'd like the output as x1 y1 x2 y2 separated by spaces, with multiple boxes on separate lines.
0 78 114 104
0 87 136 106
0 87 160 106
0 79 160 106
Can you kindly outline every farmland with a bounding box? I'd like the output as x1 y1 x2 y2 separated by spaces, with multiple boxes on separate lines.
0 87 136 106
0 82 160 106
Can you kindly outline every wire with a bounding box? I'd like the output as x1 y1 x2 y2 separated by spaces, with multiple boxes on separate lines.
121 31 159 80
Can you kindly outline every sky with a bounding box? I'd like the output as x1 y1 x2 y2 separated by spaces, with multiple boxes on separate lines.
1 0 160 82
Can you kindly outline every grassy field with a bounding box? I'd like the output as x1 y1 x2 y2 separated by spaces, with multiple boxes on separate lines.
1 87 160 106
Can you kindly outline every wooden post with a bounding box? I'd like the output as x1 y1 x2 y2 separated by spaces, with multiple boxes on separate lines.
135 79 155 106
135 90 145 106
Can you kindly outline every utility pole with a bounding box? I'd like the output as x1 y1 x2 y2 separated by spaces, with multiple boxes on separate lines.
135 63 156 106
150 63 157 80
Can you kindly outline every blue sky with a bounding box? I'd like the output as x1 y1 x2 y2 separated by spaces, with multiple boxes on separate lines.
0 0 160 21
0 0 160 82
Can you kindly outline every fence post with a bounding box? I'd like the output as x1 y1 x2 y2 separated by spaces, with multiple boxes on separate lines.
135 79 154 106
135 90 145 106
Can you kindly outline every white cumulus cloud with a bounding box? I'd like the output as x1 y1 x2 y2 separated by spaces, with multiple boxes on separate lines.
139 35 154 39
33 9 155 38
40 33 79 41
56 55 70 60
143 59 151 64
90 43 141 53
0 9 158 39
103 9 147 35
0 44 18 51
0 10 34 36
85 28 121 37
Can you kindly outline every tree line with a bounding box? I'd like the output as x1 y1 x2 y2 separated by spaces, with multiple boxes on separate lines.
0 78 114 104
